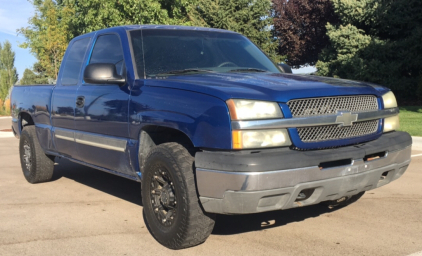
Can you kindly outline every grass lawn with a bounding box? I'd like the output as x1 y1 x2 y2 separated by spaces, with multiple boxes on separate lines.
398 106 422 137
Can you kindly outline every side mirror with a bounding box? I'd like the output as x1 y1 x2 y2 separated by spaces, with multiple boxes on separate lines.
277 63 293 74
84 63 126 85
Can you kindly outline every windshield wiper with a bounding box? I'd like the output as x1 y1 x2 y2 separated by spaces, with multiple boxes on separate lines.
228 68 268 73
155 69 214 76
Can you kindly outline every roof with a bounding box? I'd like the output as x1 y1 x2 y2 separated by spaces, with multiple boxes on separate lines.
123 25 238 34
71 25 238 43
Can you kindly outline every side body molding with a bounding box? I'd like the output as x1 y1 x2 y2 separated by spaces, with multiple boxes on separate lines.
54 128 127 152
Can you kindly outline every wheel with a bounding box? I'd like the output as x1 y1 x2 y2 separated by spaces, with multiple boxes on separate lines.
141 142 215 249
322 191 365 209
19 126 55 183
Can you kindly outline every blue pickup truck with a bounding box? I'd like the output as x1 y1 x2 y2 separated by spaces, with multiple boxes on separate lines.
11 25 412 249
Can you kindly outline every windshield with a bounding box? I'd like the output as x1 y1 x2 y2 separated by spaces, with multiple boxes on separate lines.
130 29 280 78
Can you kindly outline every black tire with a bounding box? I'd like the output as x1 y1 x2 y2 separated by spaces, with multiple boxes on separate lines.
19 126 55 183
322 191 365 209
141 142 215 249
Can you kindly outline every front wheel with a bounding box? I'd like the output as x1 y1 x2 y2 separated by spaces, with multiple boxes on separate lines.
141 143 215 249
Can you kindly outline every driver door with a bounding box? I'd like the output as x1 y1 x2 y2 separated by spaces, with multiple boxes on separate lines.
74 33 132 175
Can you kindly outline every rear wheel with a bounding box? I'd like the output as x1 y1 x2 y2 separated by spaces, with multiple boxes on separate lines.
141 142 215 249
19 126 55 183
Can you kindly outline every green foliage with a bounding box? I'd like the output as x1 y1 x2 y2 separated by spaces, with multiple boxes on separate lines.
19 0 73 80
316 0 422 102
20 63 50 85
0 106 10 116
21 0 283 73
187 0 281 61
0 41 18 102
62 0 195 37
20 0 197 79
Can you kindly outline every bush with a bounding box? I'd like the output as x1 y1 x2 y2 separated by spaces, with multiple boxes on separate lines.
0 106 10 116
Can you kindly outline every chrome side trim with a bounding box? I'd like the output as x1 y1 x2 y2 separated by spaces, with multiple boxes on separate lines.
196 145 410 199
55 129 75 142
75 133 126 152
232 107 399 130
54 128 127 152
55 134 75 142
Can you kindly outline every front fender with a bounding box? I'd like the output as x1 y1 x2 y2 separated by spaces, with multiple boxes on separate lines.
129 86 232 149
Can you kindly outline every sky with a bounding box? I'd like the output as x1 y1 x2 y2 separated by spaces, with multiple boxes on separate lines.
0 0 37 79
0 0 315 80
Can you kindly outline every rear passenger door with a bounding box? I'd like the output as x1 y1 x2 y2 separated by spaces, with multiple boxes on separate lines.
51 37 91 158
74 33 132 174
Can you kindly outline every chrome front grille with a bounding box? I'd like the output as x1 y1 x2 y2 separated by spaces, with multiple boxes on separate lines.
297 120 379 142
287 95 378 117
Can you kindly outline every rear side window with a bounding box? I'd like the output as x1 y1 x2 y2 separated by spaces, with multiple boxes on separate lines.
61 38 90 85
90 34 125 75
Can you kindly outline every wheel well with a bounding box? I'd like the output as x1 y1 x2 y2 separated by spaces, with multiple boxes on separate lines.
138 126 195 172
20 112 34 131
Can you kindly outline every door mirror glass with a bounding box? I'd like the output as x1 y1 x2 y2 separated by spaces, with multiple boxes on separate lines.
83 63 125 85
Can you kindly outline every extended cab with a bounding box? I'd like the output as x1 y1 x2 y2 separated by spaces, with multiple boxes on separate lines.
10 25 412 249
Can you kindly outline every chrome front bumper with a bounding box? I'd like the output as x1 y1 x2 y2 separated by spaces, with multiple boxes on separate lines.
196 134 412 214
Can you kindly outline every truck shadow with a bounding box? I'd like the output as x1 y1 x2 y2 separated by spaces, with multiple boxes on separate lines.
212 204 335 235
52 158 340 235
52 158 143 206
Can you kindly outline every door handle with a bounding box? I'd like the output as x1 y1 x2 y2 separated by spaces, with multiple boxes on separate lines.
76 96 85 108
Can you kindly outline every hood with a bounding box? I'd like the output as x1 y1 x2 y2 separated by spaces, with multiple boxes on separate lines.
144 73 390 102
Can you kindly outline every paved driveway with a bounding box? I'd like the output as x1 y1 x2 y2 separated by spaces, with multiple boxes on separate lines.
0 117 421 255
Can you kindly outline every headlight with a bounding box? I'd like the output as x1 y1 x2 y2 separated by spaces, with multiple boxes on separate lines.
232 129 291 149
382 91 397 108
226 99 283 120
384 115 399 132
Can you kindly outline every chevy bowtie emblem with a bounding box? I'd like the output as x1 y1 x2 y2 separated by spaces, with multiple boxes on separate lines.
335 111 358 127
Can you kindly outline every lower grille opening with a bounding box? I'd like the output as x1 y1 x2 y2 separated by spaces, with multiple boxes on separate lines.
364 151 386 161
318 159 352 170
380 171 389 180
295 189 315 202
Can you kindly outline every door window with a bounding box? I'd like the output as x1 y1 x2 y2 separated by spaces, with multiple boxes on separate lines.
90 34 125 75
61 38 90 85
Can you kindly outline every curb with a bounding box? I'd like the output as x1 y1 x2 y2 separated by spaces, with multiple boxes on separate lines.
0 132 14 138
412 136 422 151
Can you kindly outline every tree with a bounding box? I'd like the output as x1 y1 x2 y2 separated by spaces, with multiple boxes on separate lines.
0 41 18 102
61 0 195 37
20 0 197 79
20 63 50 85
272 0 338 68
316 0 422 102
20 69 36 85
19 0 73 80
190 0 281 61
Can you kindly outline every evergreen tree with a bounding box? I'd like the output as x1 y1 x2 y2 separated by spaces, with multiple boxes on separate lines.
0 41 18 102
190 0 281 61
316 0 422 102
20 63 50 85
